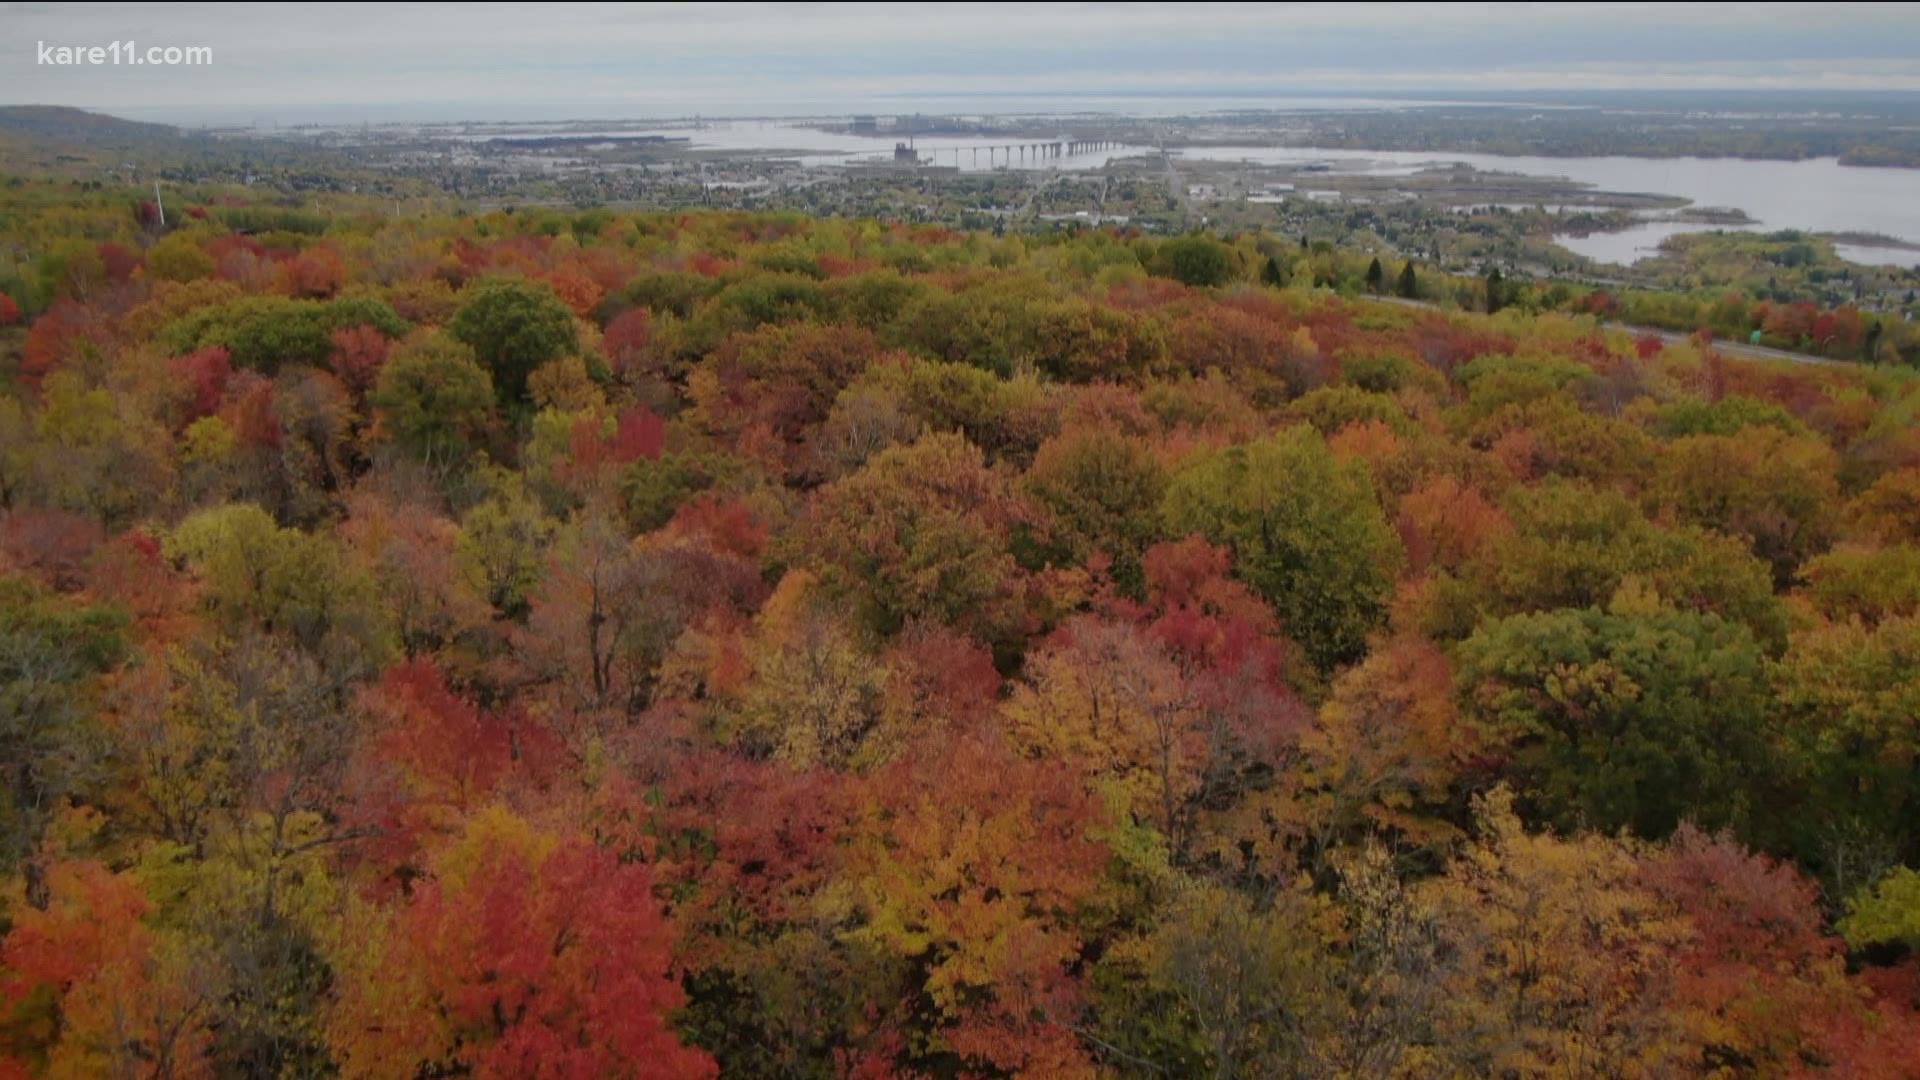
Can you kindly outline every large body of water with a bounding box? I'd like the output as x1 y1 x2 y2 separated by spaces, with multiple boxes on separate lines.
1174 146 1920 268
452 119 1156 173
420 117 1920 268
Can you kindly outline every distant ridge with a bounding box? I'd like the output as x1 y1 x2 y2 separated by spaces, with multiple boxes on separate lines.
0 105 182 143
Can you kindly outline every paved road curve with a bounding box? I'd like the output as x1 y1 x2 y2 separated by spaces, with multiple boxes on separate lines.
1596 321 1839 367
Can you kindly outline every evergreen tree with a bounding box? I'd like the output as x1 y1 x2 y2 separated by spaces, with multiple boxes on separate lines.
1398 259 1419 299
1261 255 1288 289
1365 257 1385 295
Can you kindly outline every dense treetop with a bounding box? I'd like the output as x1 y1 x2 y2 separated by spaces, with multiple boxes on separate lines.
1 191 1918 1078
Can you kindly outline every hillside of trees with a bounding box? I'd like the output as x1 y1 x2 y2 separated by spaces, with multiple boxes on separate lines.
2 189 1920 1078
0 105 183 144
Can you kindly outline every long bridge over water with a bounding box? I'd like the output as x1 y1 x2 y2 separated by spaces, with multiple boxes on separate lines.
898 139 1125 166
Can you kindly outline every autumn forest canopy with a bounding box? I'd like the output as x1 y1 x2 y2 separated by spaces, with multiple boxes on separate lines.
4 184 1920 1079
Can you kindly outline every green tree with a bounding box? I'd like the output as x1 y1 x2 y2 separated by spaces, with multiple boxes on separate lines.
16 371 173 528
1260 256 1288 288
1648 394 1806 439
1140 881 1331 1078
1772 615 1920 880
794 432 1032 645
1154 235 1236 288
165 503 395 672
1456 603 1774 839
161 295 407 372
456 482 556 620
1840 867 1920 951
448 277 579 404
1023 427 1168 592
1652 427 1839 587
1162 427 1404 673
1365 257 1385 295
0 579 126 873
1397 260 1418 299
619 450 745 534
370 334 497 467
1431 480 1786 650
146 231 216 283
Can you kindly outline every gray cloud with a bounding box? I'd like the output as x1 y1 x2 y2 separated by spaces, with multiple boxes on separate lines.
4 2 1918 122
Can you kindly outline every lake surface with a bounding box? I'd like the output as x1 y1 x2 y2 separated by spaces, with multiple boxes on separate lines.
1831 243 1920 269
651 121 1157 173
1554 222 1764 266
406 118 1920 266
1175 146 1920 266
440 119 1156 173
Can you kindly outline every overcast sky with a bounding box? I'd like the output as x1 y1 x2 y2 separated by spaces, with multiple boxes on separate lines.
5 2 1920 123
